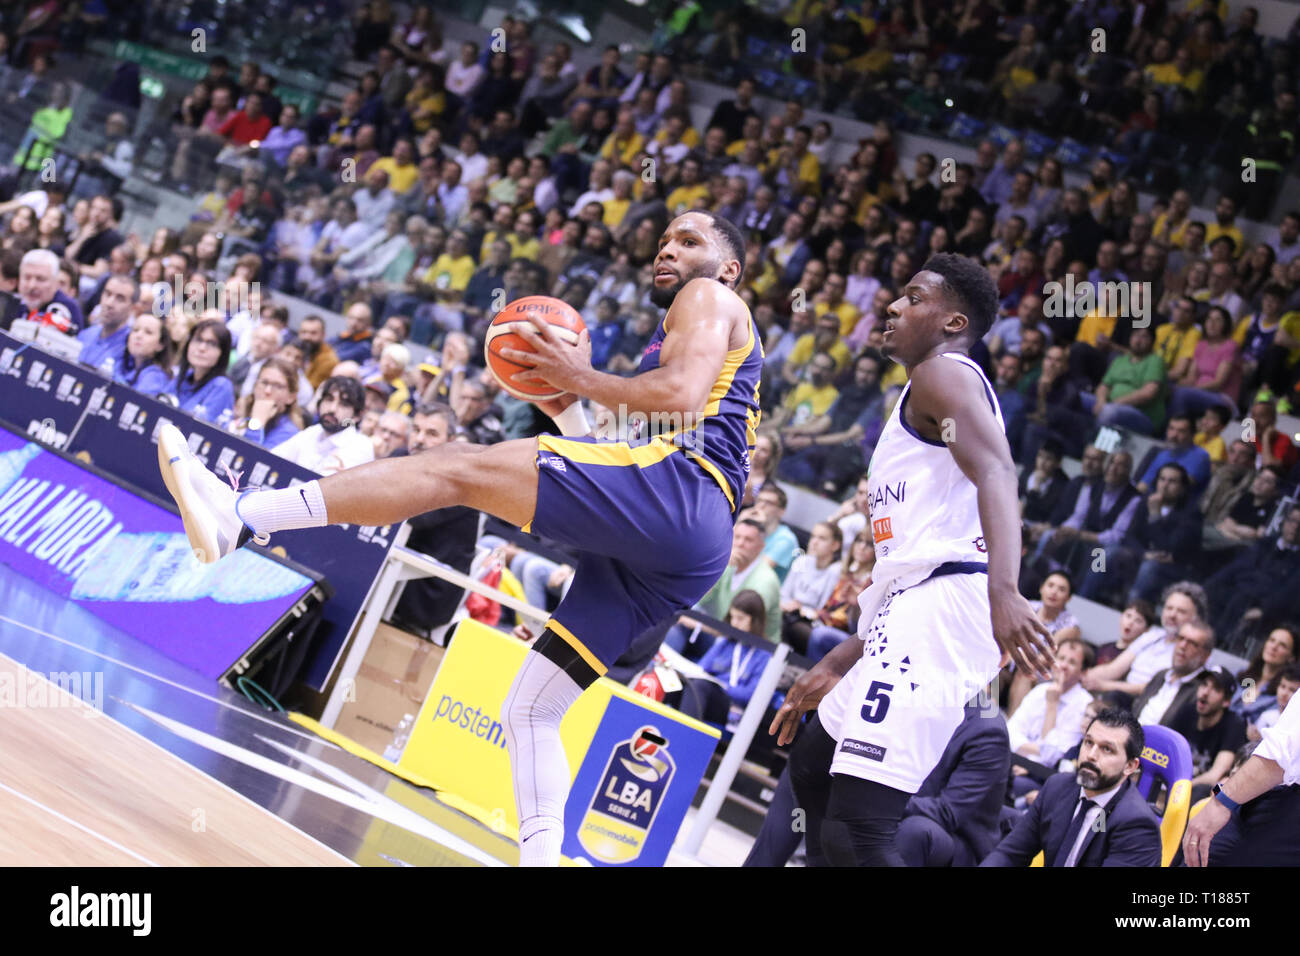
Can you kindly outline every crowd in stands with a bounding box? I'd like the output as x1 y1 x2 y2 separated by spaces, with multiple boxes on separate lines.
1 0 1299 863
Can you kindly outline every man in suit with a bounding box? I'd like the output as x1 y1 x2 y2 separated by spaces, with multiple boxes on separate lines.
744 698 1010 867
388 403 481 634
894 700 1012 866
1132 620 1214 726
982 707 1162 866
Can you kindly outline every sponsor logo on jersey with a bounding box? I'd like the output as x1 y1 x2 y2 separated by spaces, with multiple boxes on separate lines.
872 516 893 543
578 725 675 863
869 480 906 510
840 738 887 761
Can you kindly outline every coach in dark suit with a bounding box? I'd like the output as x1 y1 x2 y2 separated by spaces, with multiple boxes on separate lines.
743 700 1010 866
982 708 1161 867
895 701 1011 866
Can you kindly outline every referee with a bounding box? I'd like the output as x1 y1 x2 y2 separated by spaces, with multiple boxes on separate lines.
1182 687 1300 866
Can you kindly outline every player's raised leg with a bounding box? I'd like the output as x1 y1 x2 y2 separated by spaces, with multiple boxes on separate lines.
158 424 541 562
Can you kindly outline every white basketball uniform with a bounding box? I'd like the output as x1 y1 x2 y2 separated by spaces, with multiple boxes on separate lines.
817 352 1005 792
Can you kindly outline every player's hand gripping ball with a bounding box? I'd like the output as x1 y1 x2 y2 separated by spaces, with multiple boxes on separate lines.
484 295 587 401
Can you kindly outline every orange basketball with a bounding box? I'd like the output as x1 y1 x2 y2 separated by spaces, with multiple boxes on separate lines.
484 295 587 401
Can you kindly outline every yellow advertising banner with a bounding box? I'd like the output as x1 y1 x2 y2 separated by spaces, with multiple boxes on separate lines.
398 619 718 843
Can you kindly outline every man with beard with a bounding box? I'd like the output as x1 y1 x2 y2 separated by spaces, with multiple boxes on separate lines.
388 403 483 636
296 314 338 388
981 708 1161 866
158 211 766 867
268 375 374 474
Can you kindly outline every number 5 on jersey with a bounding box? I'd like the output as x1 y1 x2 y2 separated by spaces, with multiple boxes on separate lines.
860 681 893 724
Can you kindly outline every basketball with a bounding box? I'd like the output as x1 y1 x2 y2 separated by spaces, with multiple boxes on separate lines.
484 295 587 402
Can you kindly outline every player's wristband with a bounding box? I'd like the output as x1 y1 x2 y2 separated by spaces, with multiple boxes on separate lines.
553 401 591 437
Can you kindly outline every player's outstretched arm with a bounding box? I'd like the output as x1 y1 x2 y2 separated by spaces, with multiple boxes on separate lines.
768 635 865 746
908 358 1055 680
503 278 737 421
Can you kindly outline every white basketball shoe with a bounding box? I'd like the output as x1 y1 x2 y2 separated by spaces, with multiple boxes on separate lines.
156 423 267 563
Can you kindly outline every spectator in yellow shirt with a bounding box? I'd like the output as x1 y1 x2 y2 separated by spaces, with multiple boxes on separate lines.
1154 296 1203 380
665 157 711 216
785 313 853 386
1195 405 1230 465
602 170 635 228
368 139 420 195
421 229 476 300
814 272 861 336
765 352 842 431
599 107 645 168
1153 189 1193 248
1205 195 1244 258
726 115 764 156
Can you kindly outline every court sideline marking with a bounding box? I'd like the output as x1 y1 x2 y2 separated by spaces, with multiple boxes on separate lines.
0 778 161 867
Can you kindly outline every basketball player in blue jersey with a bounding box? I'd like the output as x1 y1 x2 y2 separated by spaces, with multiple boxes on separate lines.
156 211 762 867
768 254 1056 866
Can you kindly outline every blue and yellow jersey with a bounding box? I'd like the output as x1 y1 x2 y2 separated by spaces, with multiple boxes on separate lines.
636 305 763 513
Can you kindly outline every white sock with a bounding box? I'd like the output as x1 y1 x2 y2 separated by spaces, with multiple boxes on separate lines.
236 480 329 536
501 649 585 867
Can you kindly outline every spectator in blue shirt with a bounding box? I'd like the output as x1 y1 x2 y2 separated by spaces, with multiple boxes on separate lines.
165 318 236 426
586 295 623 370
234 357 303 448
76 274 136 376
115 311 175 398
676 590 772 727
1137 414 1212 497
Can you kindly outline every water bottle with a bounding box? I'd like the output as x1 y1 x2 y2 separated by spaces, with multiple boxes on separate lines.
382 713 416 763
0 443 41 498
205 550 312 604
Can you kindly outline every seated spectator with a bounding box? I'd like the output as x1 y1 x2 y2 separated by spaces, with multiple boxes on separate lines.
233 357 303 449
1019 438 1069 523
783 312 852 384
1203 466 1284 551
1006 637 1095 765
451 375 505 445
1247 663 1299 742
1093 599 1157 668
986 292 1051 359
1203 506 1300 644
1125 463 1203 604
739 484 800 581
806 530 876 661
76 274 135 375
672 518 782 655
1083 581 1208 700
1006 572 1083 713
370 410 410 459
388 403 482 635
364 342 413 415
763 351 841 433
1131 620 1215 726
1089 325 1166 436
329 301 376 364
1169 667 1249 803
1200 439 1255 527
233 324 285 397
981 708 1161 866
270 375 374 475
778 350 884 496
778 521 843 654
296 315 339 390
164 318 236 426
13 248 83 333
677 590 773 727
1192 404 1231 466
114 312 174 398
1019 344 1089 461
1233 626 1297 724
1169 306 1241 421
1136 415 1212 497
1045 450 1141 594
1244 397 1298 474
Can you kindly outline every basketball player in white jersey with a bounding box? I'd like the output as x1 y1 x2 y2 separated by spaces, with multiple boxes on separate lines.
769 254 1055 866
